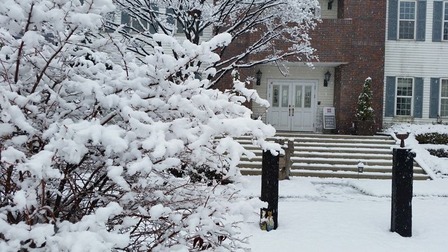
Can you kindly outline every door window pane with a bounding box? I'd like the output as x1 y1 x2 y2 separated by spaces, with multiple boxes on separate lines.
295 85 302 108
304 86 312 108
272 85 279 107
281 85 289 107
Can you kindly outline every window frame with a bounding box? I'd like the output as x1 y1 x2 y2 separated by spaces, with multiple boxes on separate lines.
398 0 417 40
395 77 414 116
443 1 448 41
440 79 448 117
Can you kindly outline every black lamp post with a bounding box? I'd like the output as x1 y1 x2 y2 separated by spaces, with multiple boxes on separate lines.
256 70 262 86
324 71 331 87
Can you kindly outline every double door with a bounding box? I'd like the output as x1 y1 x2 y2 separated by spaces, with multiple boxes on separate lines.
267 80 316 131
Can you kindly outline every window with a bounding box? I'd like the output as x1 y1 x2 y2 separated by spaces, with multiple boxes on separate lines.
122 16 158 34
396 78 413 116
399 1 416 39
121 4 159 34
444 2 448 40
441 79 448 117
166 8 184 34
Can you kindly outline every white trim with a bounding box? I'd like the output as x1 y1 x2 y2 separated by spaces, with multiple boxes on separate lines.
443 2 448 41
266 79 317 131
440 78 448 117
395 77 414 116
398 0 417 40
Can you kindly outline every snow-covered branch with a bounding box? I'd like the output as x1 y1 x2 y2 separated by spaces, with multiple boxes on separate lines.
0 0 277 251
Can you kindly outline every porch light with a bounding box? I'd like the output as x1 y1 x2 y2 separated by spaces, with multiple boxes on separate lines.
256 70 262 85
328 0 334 10
357 161 364 173
324 70 331 87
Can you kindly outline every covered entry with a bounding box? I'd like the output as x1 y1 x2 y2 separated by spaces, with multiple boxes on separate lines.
267 80 316 131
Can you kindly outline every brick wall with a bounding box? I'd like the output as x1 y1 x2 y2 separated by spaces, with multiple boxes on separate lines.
308 0 386 133
215 0 386 134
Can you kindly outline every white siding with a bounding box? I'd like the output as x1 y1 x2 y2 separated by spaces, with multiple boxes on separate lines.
384 0 448 125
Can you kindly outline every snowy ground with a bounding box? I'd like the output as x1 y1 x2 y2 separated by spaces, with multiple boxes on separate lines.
236 124 448 251
239 176 448 252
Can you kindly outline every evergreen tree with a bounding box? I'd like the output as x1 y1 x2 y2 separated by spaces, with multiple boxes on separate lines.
356 77 375 121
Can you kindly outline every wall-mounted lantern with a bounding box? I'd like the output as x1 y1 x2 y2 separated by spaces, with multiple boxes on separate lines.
256 70 262 86
328 0 334 10
357 161 364 174
324 70 331 87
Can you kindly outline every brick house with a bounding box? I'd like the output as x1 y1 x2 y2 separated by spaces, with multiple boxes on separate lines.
227 0 448 133
222 0 387 134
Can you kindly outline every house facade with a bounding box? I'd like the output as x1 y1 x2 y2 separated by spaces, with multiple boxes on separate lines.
114 1 448 133
244 0 387 134
384 0 448 127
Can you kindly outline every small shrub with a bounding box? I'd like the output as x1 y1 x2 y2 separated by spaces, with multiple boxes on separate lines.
427 148 448 158
415 132 448 144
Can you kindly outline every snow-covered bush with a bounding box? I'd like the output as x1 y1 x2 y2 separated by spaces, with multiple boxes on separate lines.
356 77 374 122
355 77 376 135
0 0 276 250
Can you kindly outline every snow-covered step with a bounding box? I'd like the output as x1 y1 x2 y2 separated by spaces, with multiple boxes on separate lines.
293 152 392 160
295 142 394 149
237 132 430 180
289 170 430 180
294 146 392 154
291 164 427 174
292 157 393 166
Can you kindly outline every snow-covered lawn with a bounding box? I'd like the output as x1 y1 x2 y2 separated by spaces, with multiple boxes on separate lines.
239 124 448 251
240 176 448 251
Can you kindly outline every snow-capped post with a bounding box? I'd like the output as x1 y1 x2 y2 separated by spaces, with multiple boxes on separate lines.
260 148 279 231
390 132 414 237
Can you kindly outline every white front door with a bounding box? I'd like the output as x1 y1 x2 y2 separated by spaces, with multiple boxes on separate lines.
267 80 316 131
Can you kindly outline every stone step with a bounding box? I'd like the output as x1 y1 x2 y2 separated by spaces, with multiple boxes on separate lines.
240 169 429 180
289 170 430 180
240 154 422 168
295 139 396 146
293 151 392 160
237 132 430 180
274 132 391 139
294 142 395 149
290 164 426 174
238 162 424 174
294 146 392 154
291 157 393 166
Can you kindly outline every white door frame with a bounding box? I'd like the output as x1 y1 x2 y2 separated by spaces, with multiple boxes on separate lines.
267 79 317 131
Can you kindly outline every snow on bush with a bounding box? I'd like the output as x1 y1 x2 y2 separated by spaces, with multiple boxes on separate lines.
387 124 448 177
0 0 277 250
